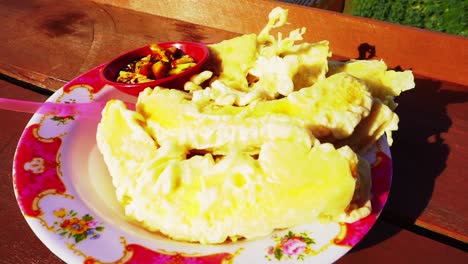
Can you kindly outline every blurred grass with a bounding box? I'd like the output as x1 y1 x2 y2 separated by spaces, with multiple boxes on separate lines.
344 0 467 37
281 0 467 37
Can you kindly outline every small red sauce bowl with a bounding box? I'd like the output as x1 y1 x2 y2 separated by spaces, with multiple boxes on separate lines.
100 41 209 96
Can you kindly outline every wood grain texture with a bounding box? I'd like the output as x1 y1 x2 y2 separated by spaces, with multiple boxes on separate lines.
93 0 468 86
336 220 467 264
1 0 467 90
386 78 468 243
0 0 237 91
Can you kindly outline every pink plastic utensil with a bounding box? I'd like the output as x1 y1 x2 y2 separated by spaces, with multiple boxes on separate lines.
0 98 135 119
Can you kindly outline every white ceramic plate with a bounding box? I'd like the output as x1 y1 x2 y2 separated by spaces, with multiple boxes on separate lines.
13 64 392 264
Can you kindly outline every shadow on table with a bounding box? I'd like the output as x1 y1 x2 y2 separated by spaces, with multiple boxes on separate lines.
351 77 468 252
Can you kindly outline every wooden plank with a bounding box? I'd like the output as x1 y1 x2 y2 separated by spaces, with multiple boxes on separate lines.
0 62 68 91
384 77 468 243
93 0 468 86
1 0 467 91
336 220 467 264
0 0 237 91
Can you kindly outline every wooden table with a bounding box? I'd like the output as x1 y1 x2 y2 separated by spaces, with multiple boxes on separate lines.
0 0 466 263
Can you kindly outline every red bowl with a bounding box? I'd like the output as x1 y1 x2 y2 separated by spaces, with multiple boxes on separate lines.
100 41 209 96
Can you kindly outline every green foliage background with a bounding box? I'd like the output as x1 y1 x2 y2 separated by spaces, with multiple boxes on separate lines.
347 0 467 37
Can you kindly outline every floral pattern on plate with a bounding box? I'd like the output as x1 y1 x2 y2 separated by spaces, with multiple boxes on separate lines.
53 208 105 243
266 231 316 261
